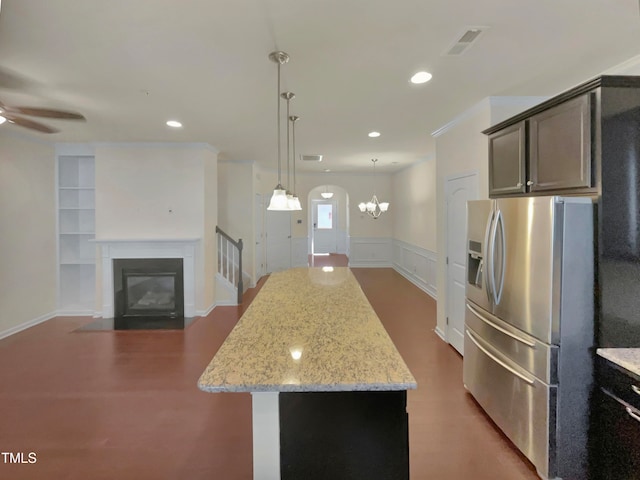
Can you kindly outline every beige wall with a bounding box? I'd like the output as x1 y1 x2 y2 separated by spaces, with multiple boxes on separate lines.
95 143 217 312
0 132 56 334
202 149 218 311
392 158 437 252
289 170 393 239
217 160 255 282
95 145 206 239
434 97 547 337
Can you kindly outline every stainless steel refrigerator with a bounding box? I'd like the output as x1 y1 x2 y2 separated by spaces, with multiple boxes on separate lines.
463 196 594 480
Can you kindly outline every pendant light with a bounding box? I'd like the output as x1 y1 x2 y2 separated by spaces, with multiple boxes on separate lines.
321 185 334 199
358 158 389 219
281 91 297 209
289 114 302 210
267 51 291 211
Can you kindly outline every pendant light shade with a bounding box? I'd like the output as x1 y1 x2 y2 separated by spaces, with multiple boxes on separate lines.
267 51 292 211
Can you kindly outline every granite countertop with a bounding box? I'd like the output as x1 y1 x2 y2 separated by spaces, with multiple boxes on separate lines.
597 348 640 377
198 267 417 393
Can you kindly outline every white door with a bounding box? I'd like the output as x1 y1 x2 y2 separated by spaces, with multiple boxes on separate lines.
266 199 291 273
446 173 478 355
254 194 265 280
312 199 337 254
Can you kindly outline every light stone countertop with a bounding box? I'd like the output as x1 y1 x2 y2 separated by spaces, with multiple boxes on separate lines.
198 267 417 393
597 348 640 377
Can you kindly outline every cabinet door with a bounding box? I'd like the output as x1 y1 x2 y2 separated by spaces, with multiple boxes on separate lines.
591 387 640 479
488 121 526 197
529 94 592 192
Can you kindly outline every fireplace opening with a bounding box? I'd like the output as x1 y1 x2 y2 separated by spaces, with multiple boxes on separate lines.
113 258 184 329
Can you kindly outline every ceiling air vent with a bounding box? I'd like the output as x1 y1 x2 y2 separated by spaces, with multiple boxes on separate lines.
444 27 486 56
301 154 323 162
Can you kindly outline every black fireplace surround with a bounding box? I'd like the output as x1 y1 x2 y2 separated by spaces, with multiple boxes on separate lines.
113 258 184 329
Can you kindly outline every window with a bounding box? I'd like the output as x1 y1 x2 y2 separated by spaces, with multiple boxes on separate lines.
317 204 333 229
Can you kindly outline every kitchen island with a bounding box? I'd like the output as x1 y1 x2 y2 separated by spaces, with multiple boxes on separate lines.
198 267 416 480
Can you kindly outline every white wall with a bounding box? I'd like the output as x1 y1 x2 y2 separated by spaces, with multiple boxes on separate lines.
0 132 56 336
94 143 217 313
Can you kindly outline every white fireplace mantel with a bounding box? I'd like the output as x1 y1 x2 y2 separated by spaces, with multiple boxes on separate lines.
92 238 200 318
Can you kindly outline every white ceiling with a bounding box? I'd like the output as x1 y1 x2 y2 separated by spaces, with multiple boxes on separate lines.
1 0 639 173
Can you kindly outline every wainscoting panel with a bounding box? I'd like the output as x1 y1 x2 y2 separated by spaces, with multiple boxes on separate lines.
336 229 348 255
349 238 392 267
392 240 437 299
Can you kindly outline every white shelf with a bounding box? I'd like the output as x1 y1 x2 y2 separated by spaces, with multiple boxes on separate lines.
58 155 96 314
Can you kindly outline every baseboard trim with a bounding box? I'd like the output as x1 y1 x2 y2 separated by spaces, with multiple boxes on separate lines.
393 265 437 300
0 311 57 340
348 261 393 268
196 302 217 317
57 310 95 317
434 326 447 343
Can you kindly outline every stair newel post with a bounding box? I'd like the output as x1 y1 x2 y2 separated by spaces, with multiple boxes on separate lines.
237 238 244 305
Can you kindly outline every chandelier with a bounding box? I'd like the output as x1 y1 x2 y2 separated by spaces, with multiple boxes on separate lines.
358 158 389 219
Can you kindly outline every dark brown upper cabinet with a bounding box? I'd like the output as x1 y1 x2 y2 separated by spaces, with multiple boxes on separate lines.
488 121 526 196
529 94 592 192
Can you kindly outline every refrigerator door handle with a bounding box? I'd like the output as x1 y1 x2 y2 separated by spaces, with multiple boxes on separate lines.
484 210 495 304
494 209 506 305
466 303 536 347
466 329 535 386
489 209 500 305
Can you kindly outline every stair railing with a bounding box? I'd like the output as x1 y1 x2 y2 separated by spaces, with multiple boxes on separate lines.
216 226 244 304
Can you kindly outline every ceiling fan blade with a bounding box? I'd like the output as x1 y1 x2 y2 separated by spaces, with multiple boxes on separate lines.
2 105 85 120
4 113 59 133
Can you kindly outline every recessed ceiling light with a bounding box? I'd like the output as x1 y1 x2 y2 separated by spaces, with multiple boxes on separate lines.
410 71 432 84
166 120 182 128
368 131 381 138
324 169 331 172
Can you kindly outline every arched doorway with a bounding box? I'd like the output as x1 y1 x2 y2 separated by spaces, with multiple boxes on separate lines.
307 185 349 258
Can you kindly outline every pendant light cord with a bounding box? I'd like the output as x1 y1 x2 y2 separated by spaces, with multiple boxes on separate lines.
373 158 378 195
286 95 291 191
277 62 282 185
292 117 297 193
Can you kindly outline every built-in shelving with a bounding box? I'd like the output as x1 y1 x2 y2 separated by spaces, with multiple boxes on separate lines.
57 155 96 314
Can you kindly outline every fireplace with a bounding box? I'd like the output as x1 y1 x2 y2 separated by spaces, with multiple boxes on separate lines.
113 258 185 329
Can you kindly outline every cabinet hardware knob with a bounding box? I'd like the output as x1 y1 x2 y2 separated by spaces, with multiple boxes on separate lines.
527 181 534 186
632 384 640 396
516 182 523 188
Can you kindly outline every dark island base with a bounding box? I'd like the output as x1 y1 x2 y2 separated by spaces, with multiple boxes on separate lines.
279 390 409 480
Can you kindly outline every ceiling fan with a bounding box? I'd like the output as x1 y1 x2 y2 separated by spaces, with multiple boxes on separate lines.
0 100 85 133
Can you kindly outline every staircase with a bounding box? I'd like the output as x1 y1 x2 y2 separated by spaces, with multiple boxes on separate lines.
216 226 246 305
